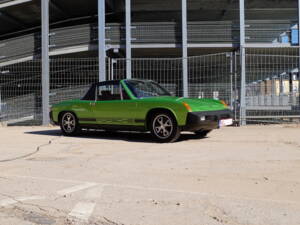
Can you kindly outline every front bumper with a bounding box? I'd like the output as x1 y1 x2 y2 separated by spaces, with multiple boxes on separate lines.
184 109 232 132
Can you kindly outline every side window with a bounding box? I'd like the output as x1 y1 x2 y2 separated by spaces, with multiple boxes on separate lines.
97 84 121 101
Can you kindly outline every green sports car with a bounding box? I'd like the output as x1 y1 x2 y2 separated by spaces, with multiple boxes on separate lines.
50 79 233 142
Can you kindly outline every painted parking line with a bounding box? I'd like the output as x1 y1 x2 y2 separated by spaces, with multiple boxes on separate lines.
68 202 96 222
2 174 300 206
68 185 105 222
57 182 98 196
0 196 45 207
0 174 86 184
84 185 105 200
0 174 102 193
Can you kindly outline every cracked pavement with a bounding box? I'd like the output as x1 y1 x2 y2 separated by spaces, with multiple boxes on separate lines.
0 125 300 225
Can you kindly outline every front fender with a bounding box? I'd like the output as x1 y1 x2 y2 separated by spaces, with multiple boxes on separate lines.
136 101 189 126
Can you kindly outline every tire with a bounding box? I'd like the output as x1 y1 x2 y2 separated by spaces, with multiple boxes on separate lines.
149 112 181 143
194 130 211 138
59 112 81 136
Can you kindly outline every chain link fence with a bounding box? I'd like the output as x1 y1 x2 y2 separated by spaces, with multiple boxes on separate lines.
49 58 99 106
0 60 41 125
245 48 300 123
188 53 235 102
112 58 183 96
0 49 299 125
0 59 100 125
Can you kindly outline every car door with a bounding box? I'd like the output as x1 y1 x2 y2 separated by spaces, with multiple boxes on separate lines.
92 81 137 126
74 85 97 125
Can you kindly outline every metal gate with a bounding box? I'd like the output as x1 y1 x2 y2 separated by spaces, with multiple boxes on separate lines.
188 53 238 121
109 57 183 96
245 48 300 123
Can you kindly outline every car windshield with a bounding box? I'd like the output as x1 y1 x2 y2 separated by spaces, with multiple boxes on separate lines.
125 80 171 98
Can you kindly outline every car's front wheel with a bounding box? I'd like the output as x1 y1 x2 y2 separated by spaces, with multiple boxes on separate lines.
60 112 81 136
150 112 180 143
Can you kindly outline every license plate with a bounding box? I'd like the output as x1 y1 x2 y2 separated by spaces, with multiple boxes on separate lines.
219 118 233 127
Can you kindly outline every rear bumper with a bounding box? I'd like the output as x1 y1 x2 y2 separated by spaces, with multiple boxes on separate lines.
184 109 232 132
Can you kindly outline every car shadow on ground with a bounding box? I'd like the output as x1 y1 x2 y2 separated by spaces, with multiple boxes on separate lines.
25 129 207 143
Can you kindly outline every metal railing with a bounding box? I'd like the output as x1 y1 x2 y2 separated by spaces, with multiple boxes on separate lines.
245 48 300 123
0 49 299 125
0 20 295 64
112 57 183 96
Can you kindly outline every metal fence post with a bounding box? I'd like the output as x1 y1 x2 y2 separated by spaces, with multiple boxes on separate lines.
230 52 234 110
41 0 50 125
182 0 188 97
111 58 116 80
239 0 246 125
107 57 111 80
98 0 106 81
126 0 132 79
234 51 238 122
0 90 2 115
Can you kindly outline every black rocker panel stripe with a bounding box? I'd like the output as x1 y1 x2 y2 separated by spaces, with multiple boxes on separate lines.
80 118 97 122
79 118 145 123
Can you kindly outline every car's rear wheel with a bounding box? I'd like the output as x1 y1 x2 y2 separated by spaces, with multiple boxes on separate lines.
150 112 180 143
60 112 80 136
194 130 211 138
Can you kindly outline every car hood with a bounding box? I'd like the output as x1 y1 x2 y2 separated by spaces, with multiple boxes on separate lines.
146 96 228 112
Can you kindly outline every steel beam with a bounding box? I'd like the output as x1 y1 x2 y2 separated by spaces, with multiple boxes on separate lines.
41 0 50 125
0 0 32 9
230 52 234 110
298 0 300 105
182 0 188 97
98 0 106 81
234 51 238 122
0 91 2 116
125 0 132 79
239 0 246 126
299 0 300 48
